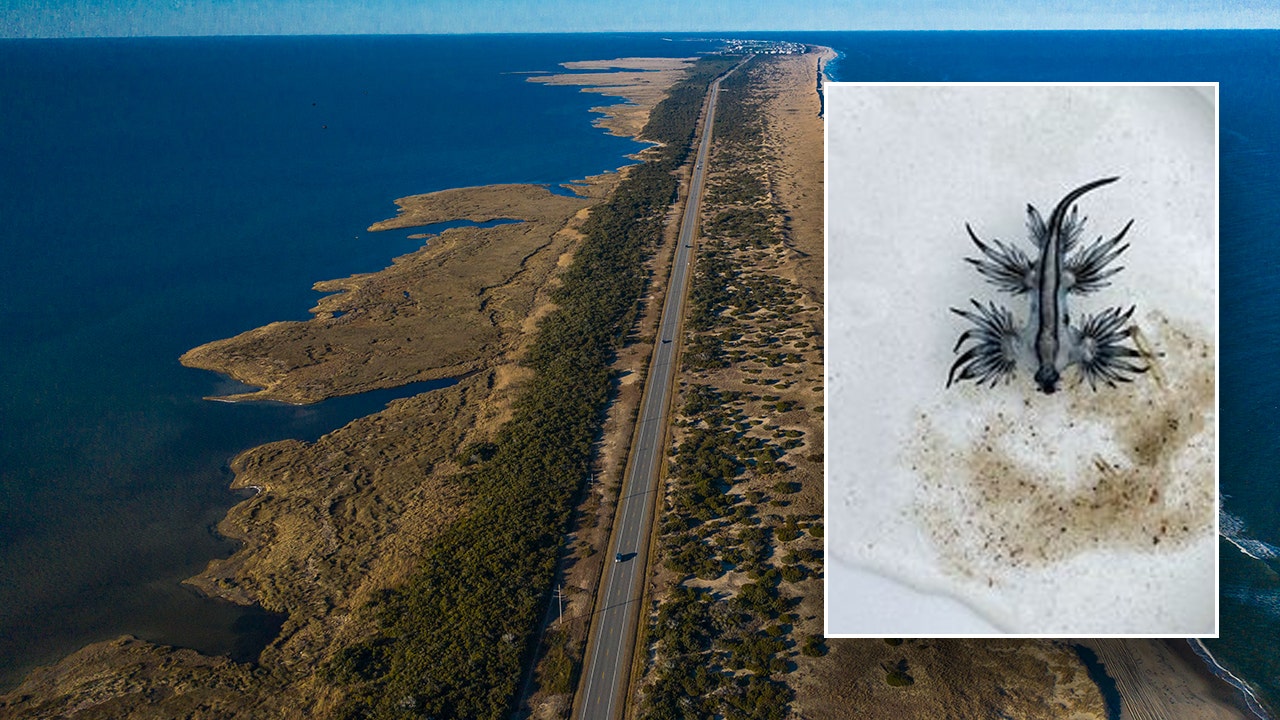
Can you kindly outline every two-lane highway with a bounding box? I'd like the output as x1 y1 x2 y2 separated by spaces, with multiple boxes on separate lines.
575 67 730 720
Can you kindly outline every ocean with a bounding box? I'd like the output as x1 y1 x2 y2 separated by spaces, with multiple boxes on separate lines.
2 29 1278 712
0 33 721 687
804 29 1279 715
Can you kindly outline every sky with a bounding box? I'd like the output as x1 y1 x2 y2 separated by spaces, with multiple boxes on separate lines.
3 0 1278 38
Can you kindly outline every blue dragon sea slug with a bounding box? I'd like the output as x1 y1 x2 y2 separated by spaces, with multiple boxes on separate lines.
947 177 1147 394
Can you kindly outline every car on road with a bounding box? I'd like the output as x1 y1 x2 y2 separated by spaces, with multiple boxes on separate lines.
615 552 624 563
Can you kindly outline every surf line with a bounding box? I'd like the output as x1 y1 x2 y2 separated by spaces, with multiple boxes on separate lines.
1222 531 1280 561
1224 534 1277 561
1187 639 1275 720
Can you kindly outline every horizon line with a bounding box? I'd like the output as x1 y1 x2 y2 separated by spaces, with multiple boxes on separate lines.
4 27 1280 40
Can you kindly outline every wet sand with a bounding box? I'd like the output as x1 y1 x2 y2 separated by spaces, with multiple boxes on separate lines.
1078 639 1252 720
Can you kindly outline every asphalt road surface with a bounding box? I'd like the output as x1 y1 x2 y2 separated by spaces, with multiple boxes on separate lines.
574 67 728 720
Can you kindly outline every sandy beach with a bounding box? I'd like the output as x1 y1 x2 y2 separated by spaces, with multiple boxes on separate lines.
1077 639 1254 720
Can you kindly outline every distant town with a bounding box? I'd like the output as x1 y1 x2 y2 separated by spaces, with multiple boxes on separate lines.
717 39 809 55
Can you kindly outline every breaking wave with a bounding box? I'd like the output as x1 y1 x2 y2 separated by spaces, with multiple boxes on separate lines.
1222 508 1280 560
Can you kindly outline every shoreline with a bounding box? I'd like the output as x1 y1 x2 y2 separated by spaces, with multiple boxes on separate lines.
1188 638 1276 720
179 57 699 406
1073 639 1254 720
526 56 695 140
814 43 837 117
177 183 595 404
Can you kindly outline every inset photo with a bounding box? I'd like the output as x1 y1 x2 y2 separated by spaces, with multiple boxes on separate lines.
824 83 1218 636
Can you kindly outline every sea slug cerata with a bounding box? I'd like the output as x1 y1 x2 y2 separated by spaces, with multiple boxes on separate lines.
947 177 1146 393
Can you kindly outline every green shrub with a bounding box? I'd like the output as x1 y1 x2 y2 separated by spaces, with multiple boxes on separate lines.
780 565 805 583
800 634 827 657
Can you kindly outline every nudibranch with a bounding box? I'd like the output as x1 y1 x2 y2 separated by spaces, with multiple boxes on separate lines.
947 177 1147 394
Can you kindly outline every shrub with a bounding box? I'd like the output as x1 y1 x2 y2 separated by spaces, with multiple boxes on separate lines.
800 635 827 657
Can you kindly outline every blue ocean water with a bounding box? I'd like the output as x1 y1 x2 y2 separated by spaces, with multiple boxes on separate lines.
800 29 1279 716
0 34 720 687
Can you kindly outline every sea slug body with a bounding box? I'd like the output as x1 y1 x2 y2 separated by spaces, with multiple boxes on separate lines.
947 177 1146 393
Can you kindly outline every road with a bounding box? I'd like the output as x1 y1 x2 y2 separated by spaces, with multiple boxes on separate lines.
574 68 727 720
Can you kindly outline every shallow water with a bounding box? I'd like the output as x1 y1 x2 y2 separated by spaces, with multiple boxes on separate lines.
0 376 455 686
1074 644 1122 720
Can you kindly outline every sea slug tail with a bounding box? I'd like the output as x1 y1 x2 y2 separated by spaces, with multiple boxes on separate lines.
1048 176 1120 234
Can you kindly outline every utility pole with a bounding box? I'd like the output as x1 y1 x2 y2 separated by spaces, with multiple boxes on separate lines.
556 584 564 624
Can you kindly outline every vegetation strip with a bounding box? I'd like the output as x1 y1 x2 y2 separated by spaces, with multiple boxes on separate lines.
323 55 737 720
638 55 825 720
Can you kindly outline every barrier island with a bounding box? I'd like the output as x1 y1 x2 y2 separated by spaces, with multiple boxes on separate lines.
0 44 1252 720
